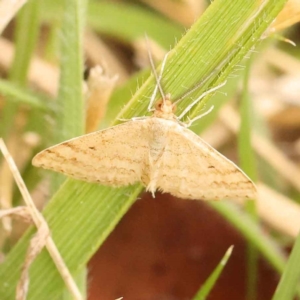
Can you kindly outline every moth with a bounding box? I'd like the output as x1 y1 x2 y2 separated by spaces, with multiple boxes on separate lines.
33 50 257 201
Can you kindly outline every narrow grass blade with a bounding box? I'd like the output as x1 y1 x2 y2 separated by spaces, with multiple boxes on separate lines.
210 201 286 273
52 0 86 190
9 0 40 84
272 231 300 300
55 0 86 143
0 79 50 110
238 57 259 300
238 58 258 182
0 0 40 138
193 246 234 300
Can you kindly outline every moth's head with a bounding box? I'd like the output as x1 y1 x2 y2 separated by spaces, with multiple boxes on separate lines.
155 94 176 114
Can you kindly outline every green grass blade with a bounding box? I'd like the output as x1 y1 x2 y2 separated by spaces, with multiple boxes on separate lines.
193 246 234 300
238 58 258 182
210 201 286 273
272 231 300 300
63 268 87 300
52 0 86 190
111 1 288 124
238 57 259 300
9 0 40 84
55 0 86 143
0 0 288 299
0 182 141 299
0 0 40 139
0 79 50 110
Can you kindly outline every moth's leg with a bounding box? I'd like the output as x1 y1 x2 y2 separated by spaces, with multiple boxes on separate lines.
147 51 170 111
177 81 226 120
183 106 214 127
146 158 158 198
146 146 165 199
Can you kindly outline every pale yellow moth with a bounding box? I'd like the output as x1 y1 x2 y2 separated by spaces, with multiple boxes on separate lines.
33 51 257 201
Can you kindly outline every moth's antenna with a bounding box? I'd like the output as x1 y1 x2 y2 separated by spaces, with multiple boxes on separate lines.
173 71 216 105
145 35 168 108
173 80 205 105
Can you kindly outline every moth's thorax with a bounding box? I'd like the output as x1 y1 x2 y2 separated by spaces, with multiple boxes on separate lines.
153 95 177 121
